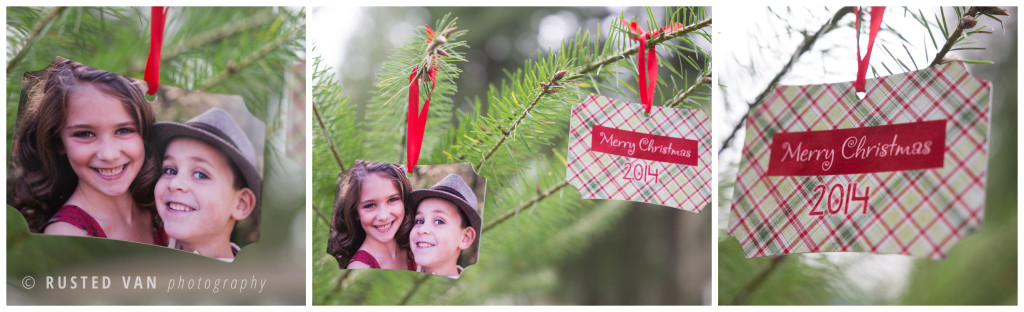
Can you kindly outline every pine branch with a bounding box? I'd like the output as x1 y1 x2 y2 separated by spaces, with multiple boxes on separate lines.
668 73 712 108
312 203 330 228
732 256 788 305
929 6 1005 66
483 180 570 232
198 23 304 91
366 14 466 163
6 7 66 73
163 11 279 60
313 102 347 172
399 274 432 305
573 17 712 77
324 269 353 303
719 7 852 155
471 16 714 173
473 70 567 172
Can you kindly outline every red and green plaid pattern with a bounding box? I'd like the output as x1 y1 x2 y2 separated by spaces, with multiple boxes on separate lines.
728 62 991 259
566 94 711 212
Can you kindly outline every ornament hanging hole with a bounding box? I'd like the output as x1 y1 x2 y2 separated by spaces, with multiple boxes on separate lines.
145 93 158 103
855 91 867 101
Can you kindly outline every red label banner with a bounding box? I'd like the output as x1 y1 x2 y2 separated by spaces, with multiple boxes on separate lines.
590 125 698 166
766 120 946 176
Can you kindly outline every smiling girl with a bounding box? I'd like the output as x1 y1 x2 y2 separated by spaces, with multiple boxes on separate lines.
327 161 416 270
9 58 166 245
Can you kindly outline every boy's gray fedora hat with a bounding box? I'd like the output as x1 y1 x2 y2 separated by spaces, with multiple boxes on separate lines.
409 174 482 236
153 108 262 209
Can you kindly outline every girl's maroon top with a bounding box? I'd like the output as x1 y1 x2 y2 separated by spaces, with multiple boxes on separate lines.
347 249 416 270
45 205 169 246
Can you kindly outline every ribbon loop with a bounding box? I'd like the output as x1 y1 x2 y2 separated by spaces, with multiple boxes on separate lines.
623 19 662 114
854 6 885 93
144 7 167 96
407 65 437 173
406 24 443 173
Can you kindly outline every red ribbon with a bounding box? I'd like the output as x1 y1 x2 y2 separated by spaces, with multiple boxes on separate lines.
144 7 167 96
624 20 658 114
854 7 885 93
407 66 437 173
406 24 441 173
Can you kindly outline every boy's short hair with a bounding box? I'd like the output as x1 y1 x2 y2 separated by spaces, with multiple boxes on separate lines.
153 108 262 210
408 174 482 244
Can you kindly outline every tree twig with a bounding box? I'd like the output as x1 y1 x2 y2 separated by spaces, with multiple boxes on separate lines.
313 101 347 172
7 7 66 73
198 23 303 91
163 11 279 61
668 73 712 108
473 18 716 172
474 71 566 172
929 7 984 66
398 274 432 305
719 7 852 155
483 180 570 233
323 269 352 302
573 17 712 77
732 256 787 305
312 203 330 227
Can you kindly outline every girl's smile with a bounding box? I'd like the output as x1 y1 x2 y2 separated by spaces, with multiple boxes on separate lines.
95 164 128 179
61 83 144 198
357 174 405 244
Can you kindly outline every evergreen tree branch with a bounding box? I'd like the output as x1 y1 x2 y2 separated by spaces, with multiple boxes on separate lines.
312 203 330 228
198 23 304 91
323 269 353 303
668 73 712 108
473 70 567 172
719 7 852 155
482 180 570 233
732 256 787 305
163 11 279 60
313 102 347 172
573 17 712 77
399 274 432 305
928 6 1003 66
6 7 66 73
471 16 714 173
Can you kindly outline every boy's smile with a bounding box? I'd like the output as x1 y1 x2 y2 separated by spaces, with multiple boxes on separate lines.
155 138 246 247
410 197 474 277
166 201 197 212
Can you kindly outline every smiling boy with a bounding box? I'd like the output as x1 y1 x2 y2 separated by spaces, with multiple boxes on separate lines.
408 174 482 278
152 108 262 262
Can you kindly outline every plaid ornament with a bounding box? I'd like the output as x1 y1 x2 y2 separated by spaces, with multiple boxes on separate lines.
566 94 711 212
728 62 991 259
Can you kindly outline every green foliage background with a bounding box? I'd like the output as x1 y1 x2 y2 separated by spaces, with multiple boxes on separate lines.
312 7 712 305
6 7 306 304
